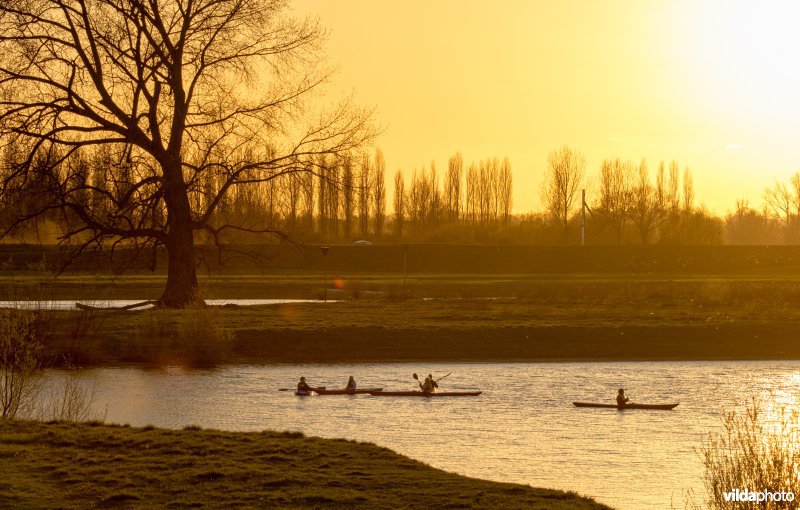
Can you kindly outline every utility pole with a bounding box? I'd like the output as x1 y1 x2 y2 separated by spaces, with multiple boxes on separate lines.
581 189 594 246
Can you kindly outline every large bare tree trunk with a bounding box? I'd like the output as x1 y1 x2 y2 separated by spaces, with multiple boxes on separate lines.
159 160 201 308
160 227 200 307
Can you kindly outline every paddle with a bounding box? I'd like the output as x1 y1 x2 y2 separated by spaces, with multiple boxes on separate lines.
279 387 326 392
413 372 452 382
413 372 452 390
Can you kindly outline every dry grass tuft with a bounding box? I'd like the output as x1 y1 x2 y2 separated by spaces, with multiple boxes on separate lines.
686 399 800 510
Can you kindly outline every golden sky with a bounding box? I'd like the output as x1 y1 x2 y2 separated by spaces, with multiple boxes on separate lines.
293 0 800 214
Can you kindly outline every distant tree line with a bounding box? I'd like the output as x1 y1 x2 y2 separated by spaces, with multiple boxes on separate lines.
540 145 800 246
391 154 514 242
539 146 720 246
3 143 800 246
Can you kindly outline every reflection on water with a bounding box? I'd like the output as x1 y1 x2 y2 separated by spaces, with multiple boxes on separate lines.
0 299 325 310
41 361 800 510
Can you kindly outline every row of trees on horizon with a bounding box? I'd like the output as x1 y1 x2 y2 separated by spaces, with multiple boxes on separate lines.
5 0 799 306
2 143 799 247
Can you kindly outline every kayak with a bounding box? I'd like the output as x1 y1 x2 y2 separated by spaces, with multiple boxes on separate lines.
295 388 383 396
367 391 482 397
573 402 679 410
315 388 383 395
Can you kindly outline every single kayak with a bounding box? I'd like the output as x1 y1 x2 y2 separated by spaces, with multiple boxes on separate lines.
315 388 383 395
367 391 482 397
573 402 679 410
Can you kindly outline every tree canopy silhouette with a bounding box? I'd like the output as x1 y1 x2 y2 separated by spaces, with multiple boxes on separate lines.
0 0 373 307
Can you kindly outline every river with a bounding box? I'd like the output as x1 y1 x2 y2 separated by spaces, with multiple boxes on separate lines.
39 360 800 510
0 299 325 310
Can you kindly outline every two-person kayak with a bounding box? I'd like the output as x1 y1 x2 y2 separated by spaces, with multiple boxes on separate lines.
296 388 383 396
317 388 384 395
572 402 679 410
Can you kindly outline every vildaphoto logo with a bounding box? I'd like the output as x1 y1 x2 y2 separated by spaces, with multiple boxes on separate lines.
723 488 795 503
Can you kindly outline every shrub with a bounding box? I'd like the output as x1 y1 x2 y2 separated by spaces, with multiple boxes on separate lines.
0 310 45 419
37 362 103 422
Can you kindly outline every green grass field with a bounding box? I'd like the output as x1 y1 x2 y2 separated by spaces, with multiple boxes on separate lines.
4 243 800 366
0 420 608 509
11 273 799 366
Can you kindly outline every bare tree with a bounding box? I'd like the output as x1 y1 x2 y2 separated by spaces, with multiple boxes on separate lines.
408 169 423 234
341 155 355 239
393 170 405 238
300 168 315 233
358 153 372 237
465 162 479 225
668 161 681 213
407 164 447 236
628 159 664 244
597 158 633 244
428 161 441 229
477 158 498 227
543 146 585 242
324 162 340 239
316 156 329 237
1 147 53 242
372 149 386 236
0 0 373 307
682 167 695 213
286 173 302 231
765 173 800 241
445 153 463 223
498 157 513 227
725 199 776 244
765 181 794 226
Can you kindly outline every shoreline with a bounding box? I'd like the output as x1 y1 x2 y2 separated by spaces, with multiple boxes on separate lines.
47 324 800 368
228 324 800 364
56 356 800 368
30 300 800 368
4 273 798 367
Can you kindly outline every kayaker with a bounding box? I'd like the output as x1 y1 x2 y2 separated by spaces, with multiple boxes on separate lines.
345 376 357 390
297 377 313 392
616 388 629 407
421 374 438 393
429 374 439 391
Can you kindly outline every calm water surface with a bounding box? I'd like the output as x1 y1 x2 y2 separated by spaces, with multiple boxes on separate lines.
44 361 800 510
0 299 323 310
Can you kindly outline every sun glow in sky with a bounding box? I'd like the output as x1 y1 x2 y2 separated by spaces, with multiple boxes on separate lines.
293 0 800 213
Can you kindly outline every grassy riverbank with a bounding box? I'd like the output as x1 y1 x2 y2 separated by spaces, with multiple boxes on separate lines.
5 271 800 366
0 420 608 509
31 287 800 366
